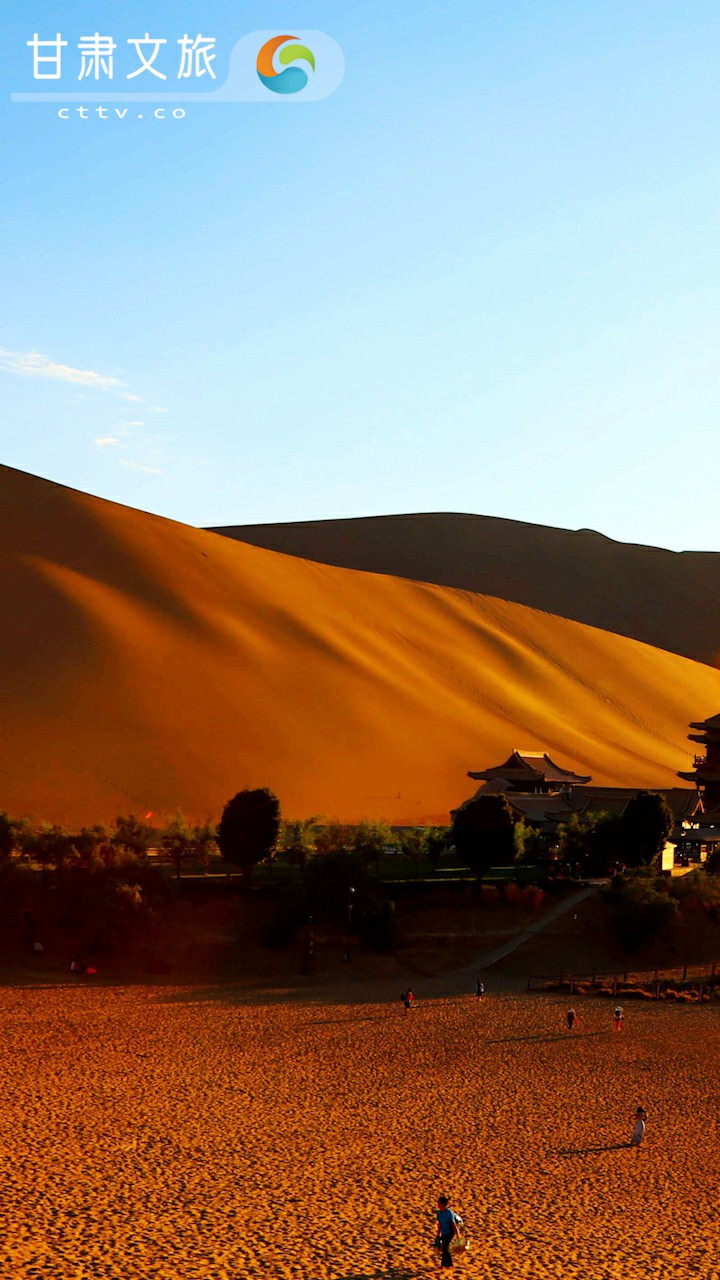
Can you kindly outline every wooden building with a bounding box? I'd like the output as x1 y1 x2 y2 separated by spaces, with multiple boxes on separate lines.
677 712 720 812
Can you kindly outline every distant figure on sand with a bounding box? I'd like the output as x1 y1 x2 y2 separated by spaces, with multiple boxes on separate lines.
567 1008 577 1032
630 1106 647 1147
476 979 485 999
614 1005 624 1032
434 1194 459 1268
401 989 414 1015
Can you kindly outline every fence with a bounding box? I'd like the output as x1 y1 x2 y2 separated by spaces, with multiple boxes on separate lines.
528 961 720 997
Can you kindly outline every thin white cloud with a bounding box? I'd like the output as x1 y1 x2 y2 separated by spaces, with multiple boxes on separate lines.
151 406 168 413
120 391 144 403
0 347 122 390
94 436 125 448
121 460 164 475
121 420 145 428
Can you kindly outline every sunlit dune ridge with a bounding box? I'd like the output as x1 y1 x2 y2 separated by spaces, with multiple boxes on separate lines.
212 512 720 666
1 464 719 824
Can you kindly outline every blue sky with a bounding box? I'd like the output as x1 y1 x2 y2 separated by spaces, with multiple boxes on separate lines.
2 1 720 550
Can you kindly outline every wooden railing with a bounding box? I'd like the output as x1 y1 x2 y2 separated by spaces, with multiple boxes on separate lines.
527 962 720 995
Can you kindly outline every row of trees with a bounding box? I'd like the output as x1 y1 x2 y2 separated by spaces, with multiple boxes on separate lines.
0 812 218 879
1 786 676 882
450 790 675 878
0 792 449 880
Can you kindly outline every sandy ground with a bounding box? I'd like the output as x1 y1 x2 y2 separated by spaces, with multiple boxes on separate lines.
0 984 718 1279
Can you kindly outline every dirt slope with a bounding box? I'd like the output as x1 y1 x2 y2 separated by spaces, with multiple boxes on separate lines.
1 465 718 825
210 513 720 666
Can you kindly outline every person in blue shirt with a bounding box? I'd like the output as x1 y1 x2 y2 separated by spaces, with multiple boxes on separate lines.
434 1195 459 1268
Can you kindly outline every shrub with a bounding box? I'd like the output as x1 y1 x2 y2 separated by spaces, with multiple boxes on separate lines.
260 885 309 950
671 869 720 916
359 898 397 952
614 873 679 951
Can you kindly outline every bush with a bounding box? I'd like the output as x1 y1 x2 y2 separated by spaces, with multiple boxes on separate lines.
504 883 544 911
304 849 373 923
614 874 679 951
670 869 720 917
260 885 309 950
358 898 397 952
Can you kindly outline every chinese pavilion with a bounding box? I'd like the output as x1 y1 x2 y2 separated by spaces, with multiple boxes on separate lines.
467 750 592 795
677 713 720 811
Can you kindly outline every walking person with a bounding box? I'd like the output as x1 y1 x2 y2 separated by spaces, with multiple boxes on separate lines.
630 1106 647 1148
434 1195 459 1268
401 989 414 1016
614 1005 624 1032
567 1007 578 1032
476 978 485 999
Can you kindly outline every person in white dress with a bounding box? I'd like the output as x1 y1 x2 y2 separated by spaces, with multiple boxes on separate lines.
630 1106 647 1147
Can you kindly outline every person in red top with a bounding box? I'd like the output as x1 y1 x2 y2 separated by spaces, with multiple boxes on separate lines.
401 989 414 1015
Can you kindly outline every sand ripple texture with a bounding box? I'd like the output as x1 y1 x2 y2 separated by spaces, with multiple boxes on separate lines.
0 986 718 1279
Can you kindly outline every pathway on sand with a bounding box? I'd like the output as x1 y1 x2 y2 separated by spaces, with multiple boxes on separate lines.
470 884 597 974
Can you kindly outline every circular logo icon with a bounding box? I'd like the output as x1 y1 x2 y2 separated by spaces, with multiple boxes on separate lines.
256 35 316 94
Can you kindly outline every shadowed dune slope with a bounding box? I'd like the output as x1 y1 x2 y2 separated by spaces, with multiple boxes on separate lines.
210 513 720 666
1 465 719 825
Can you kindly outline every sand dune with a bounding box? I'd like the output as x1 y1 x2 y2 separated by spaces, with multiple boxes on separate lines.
211 512 720 666
0 983 716 1279
1 464 719 825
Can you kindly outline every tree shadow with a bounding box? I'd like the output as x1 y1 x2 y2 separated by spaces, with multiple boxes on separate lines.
558 1142 630 1156
487 1031 607 1044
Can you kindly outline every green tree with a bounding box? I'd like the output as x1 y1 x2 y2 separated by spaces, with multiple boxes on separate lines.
556 812 623 873
162 813 196 881
425 827 449 873
513 820 529 863
352 818 393 864
33 824 77 870
0 812 29 863
192 820 218 874
281 818 318 872
451 793 516 880
112 814 154 858
314 821 354 857
217 788 281 877
72 825 113 869
619 792 674 868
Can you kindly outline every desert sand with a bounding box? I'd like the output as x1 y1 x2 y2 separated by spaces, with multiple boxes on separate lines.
2 464 720 824
213 511 720 666
0 982 717 1279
